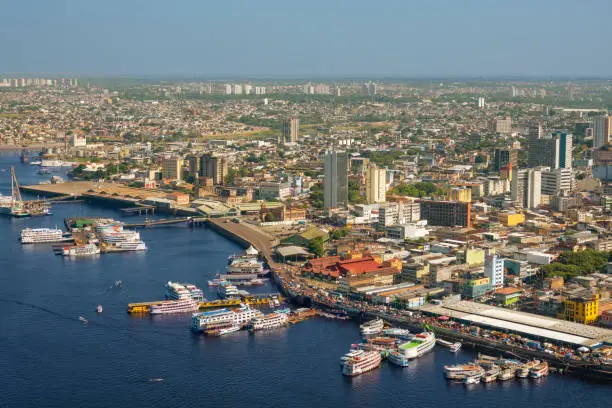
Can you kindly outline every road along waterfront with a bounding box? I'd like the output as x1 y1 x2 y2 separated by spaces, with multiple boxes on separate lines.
1 151 610 408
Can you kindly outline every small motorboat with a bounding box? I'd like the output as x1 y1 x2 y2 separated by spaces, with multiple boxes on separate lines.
449 342 462 353
149 378 164 382
78 316 88 324
97 305 103 313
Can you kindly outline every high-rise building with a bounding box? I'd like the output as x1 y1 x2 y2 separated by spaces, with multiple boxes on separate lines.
162 158 183 181
484 254 504 288
199 153 228 185
225 84 232 95
377 200 420 230
527 132 572 169
418 200 471 227
541 168 575 196
365 163 386 204
281 118 300 144
593 115 610 148
555 132 573 169
493 148 517 172
511 168 541 209
244 85 252 95
477 97 485 109
232 84 242 95
323 151 349 209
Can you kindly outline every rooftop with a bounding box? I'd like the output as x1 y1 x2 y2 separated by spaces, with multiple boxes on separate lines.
421 300 612 346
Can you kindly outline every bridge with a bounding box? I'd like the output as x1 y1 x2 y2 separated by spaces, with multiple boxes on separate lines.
123 217 208 228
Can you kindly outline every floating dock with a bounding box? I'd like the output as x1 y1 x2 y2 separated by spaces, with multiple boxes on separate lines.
128 295 285 314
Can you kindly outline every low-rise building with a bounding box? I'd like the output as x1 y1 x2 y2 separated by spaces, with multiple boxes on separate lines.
563 293 599 325
494 287 522 306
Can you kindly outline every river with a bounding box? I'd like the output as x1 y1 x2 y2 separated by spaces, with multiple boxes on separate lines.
0 151 608 407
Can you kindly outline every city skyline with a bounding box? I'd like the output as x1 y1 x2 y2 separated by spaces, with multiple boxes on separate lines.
2 0 611 77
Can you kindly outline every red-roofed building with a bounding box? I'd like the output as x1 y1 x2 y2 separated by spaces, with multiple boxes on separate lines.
304 256 400 280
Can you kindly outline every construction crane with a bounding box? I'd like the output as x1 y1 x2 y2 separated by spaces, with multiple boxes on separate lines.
9 166 23 203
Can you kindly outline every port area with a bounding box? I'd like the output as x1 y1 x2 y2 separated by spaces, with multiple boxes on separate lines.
128 294 286 314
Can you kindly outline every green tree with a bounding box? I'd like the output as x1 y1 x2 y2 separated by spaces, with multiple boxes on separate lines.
307 237 325 257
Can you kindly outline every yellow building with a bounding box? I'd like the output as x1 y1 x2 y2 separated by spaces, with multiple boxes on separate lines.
464 247 486 266
449 187 472 203
499 212 525 227
563 293 599 325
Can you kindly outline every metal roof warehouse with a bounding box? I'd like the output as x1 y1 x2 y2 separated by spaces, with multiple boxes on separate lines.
421 300 612 346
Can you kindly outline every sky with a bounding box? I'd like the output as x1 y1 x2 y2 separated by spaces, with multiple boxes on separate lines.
2 0 611 78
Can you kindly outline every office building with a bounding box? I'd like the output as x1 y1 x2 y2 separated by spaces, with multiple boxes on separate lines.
484 254 504 288
377 200 421 230
493 148 517 172
282 118 300 144
487 116 512 134
511 168 541 209
593 115 610 148
541 168 575 196
418 200 471 227
324 151 349 209
365 163 386 204
162 158 183 181
527 132 572 169
199 153 228 185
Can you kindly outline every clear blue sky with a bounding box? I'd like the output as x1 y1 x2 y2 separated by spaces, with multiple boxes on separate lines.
2 0 611 77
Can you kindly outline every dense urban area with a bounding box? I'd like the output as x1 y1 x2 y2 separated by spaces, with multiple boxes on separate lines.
2 77 612 379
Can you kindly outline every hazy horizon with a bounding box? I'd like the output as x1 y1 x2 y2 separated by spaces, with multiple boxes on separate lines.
2 0 611 77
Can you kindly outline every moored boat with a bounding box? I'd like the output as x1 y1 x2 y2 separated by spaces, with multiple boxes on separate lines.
360 318 384 336
387 350 410 367
149 298 200 315
482 365 501 383
444 364 485 380
396 332 436 360
248 312 289 332
342 350 382 376
516 360 540 378
529 361 549 379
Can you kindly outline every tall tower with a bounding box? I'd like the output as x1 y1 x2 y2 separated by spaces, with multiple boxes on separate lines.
593 115 609 148
365 163 386 204
323 151 348 209
281 118 300 144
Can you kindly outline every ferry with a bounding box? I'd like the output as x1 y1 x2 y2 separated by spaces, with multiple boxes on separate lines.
342 350 382 376
63 244 100 257
387 350 410 367
498 367 517 381
444 364 485 380
464 374 482 384
20 227 65 244
529 361 549 379
191 304 263 333
360 318 384 336
340 349 365 366
217 282 242 299
165 281 205 302
516 360 540 378
482 365 501 383
226 258 265 275
248 312 289 332
114 241 147 251
382 328 411 339
396 332 436 360
149 298 200 315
